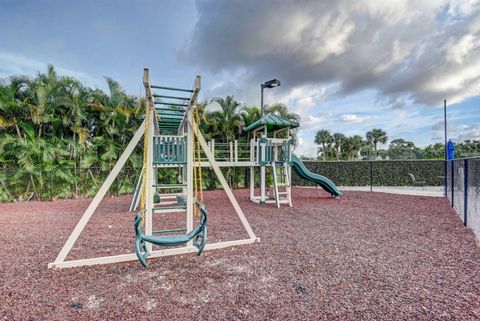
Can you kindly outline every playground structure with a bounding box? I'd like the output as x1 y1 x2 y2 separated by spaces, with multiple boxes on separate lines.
49 69 341 269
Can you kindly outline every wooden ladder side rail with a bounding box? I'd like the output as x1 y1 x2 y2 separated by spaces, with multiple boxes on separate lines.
285 162 292 207
272 162 280 208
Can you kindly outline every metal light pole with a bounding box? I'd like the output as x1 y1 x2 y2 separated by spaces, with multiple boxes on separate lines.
444 99 447 197
261 85 264 116
444 99 447 160
260 79 281 116
258 79 280 205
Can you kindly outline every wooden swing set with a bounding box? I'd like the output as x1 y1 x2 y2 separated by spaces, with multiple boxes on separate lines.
48 69 259 269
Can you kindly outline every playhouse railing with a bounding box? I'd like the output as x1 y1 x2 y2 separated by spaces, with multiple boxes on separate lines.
153 135 186 164
256 137 293 165
190 137 294 165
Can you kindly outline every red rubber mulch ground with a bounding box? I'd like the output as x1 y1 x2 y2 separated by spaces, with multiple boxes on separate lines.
0 188 479 320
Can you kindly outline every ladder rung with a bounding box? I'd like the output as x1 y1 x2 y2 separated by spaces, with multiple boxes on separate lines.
155 102 188 107
153 94 190 100
151 85 194 93
155 107 186 113
158 114 184 119
153 184 186 188
152 228 187 234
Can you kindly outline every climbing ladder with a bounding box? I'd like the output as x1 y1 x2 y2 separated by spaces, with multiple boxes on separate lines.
271 162 292 208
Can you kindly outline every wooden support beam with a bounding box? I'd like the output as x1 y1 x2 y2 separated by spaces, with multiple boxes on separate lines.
48 238 257 269
51 120 146 265
189 117 257 240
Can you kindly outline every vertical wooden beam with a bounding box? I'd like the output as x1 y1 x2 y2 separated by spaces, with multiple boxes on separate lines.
285 162 292 207
186 110 194 246
260 135 266 204
145 113 154 252
250 138 255 200
234 140 238 163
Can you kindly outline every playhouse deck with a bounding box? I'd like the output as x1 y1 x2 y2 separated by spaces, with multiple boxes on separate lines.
1 188 479 320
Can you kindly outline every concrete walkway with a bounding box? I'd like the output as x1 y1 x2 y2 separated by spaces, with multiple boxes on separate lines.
297 185 444 197
340 186 444 197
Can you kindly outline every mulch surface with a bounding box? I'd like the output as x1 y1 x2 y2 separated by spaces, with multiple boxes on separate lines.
0 188 479 320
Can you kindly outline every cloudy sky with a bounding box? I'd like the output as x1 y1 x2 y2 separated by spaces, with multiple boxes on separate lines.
1 0 479 157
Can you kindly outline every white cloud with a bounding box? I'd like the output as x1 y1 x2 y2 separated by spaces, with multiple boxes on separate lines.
453 123 480 141
0 50 102 88
339 113 371 123
183 0 480 106
302 115 328 130
272 85 328 116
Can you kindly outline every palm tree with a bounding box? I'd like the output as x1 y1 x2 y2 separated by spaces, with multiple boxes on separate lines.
240 106 261 141
366 128 388 158
343 135 365 160
332 132 346 161
265 103 300 123
210 96 244 142
314 129 333 160
89 77 139 169
0 78 27 139
240 106 261 128
265 103 301 145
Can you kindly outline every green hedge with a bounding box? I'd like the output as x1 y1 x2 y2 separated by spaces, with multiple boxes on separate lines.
292 160 445 186
1 160 449 202
0 167 138 202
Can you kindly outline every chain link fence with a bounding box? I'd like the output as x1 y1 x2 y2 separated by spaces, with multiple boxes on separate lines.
2 158 479 242
0 166 139 202
446 158 480 241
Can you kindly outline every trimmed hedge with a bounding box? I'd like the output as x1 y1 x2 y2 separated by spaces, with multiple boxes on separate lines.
1 160 449 202
292 160 445 187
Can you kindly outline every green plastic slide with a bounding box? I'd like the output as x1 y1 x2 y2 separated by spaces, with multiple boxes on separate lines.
291 154 342 197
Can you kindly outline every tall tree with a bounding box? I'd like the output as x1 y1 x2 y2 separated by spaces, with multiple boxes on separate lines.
387 138 420 159
266 103 300 123
314 129 333 160
366 128 388 158
266 103 301 143
240 105 261 141
210 96 244 141
332 132 346 161
343 135 364 160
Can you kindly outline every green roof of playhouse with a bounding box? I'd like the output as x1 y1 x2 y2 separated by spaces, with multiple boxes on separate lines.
244 113 299 132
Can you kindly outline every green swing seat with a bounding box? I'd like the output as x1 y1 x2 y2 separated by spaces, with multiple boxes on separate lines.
133 204 207 267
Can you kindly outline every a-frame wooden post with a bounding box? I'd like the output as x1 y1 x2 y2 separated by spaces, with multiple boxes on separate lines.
48 120 146 268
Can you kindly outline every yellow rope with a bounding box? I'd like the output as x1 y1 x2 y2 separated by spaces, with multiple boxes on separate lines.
140 103 203 220
193 108 203 216
139 103 152 225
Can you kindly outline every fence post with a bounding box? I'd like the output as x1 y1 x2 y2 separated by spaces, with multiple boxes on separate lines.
451 161 454 207
370 161 373 192
444 160 447 197
464 159 468 226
